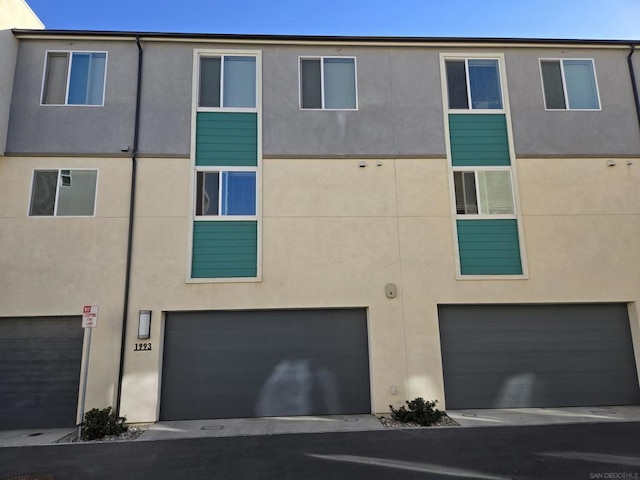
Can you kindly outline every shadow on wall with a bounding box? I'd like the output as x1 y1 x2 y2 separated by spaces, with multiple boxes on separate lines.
255 359 341 416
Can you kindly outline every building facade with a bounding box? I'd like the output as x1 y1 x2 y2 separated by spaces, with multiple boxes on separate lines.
1 6 640 428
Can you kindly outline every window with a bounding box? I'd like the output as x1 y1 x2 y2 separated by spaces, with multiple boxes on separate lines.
454 170 514 215
300 57 357 110
199 56 256 108
29 169 98 216
195 171 256 216
42 52 107 106
445 59 503 110
540 59 600 110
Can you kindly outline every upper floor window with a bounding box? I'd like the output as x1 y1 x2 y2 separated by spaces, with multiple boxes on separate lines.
29 169 98 216
445 59 503 110
540 59 600 110
195 170 256 217
199 55 256 109
42 52 106 106
300 57 357 110
454 170 514 215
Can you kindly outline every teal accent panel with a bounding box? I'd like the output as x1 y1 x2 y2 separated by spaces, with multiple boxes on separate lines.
196 112 257 167
449 114 510 166
192 221 257 278
457 219 522 275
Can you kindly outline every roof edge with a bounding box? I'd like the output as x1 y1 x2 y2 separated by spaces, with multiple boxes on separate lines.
10 28 640 46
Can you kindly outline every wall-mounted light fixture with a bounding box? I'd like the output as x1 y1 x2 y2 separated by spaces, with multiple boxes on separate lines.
138 310 152 339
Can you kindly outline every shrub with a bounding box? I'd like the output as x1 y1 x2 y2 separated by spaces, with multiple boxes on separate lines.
389 397 445 426
81 406 128 440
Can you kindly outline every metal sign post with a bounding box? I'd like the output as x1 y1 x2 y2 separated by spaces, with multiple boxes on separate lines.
78 305 98 439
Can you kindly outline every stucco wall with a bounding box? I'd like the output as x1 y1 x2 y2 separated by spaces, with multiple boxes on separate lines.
137 42 193 156
9 40 640 159
0 0 43 30
0 0 43 155
506 47 640 157
116 154 640 421
7 40 138 155
4 36 640 423
0 156 131 411
261 46 446 157
0 30 19 155
1 152 639 421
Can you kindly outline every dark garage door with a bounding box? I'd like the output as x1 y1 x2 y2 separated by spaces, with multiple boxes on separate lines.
0 316 83 429
439 304 640 409
160 308 371 420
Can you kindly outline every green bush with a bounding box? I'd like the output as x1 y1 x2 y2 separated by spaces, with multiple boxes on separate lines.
81 407 128 440
389 397 445 426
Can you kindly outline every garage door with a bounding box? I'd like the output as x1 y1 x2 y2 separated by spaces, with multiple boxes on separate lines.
439 304 640 409
0 317 83 429
160 309 370 420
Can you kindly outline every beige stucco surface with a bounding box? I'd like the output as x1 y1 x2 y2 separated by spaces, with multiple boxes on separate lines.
0 0 43 29
2 153 639 422
120 155 640 421
0 157 130 413
1 13 639 427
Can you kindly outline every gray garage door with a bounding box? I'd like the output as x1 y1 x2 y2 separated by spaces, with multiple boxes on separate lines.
439 304 640 409
160 308 370 420
0 316 83 429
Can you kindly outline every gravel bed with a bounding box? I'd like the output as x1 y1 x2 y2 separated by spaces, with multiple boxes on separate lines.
54 424 151 443
378 414 459 428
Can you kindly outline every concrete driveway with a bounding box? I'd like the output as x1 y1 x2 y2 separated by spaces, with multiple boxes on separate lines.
447 405 640 427
2 406 640 447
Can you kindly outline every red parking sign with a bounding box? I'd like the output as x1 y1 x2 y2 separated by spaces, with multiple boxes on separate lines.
82 305 99 328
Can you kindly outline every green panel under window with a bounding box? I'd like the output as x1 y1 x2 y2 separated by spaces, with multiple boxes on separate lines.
196 112 258 167
192 221 257 278
457 219 522 275
449 114 510 166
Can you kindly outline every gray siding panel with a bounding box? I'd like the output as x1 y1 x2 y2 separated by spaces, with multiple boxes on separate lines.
506 48 640 157
137 42 192 156
161 309 371 420
262 47 445 157
0 316 83 429
7 40 138 155
8 42 448 158
439 304 640 409
9 41 639 158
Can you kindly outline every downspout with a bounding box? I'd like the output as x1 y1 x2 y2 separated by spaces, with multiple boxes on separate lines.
116 35 143 416
628 44 640 133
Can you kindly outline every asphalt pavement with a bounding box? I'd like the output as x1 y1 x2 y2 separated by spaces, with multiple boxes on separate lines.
1 421 640 479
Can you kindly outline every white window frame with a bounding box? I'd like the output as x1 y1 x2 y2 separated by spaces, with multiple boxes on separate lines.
196 53 258 113
194 166 258 221
28 168 99 217
440 53 528 280
539 58 601 111
452 166 516 219
40 50 108 107
188 48 263 283
298 56 358 111
444 57 505 113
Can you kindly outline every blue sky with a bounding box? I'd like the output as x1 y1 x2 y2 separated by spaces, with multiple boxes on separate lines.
25 0 640 40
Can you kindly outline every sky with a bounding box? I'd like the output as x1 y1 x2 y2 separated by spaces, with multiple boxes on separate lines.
25 0 640 40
